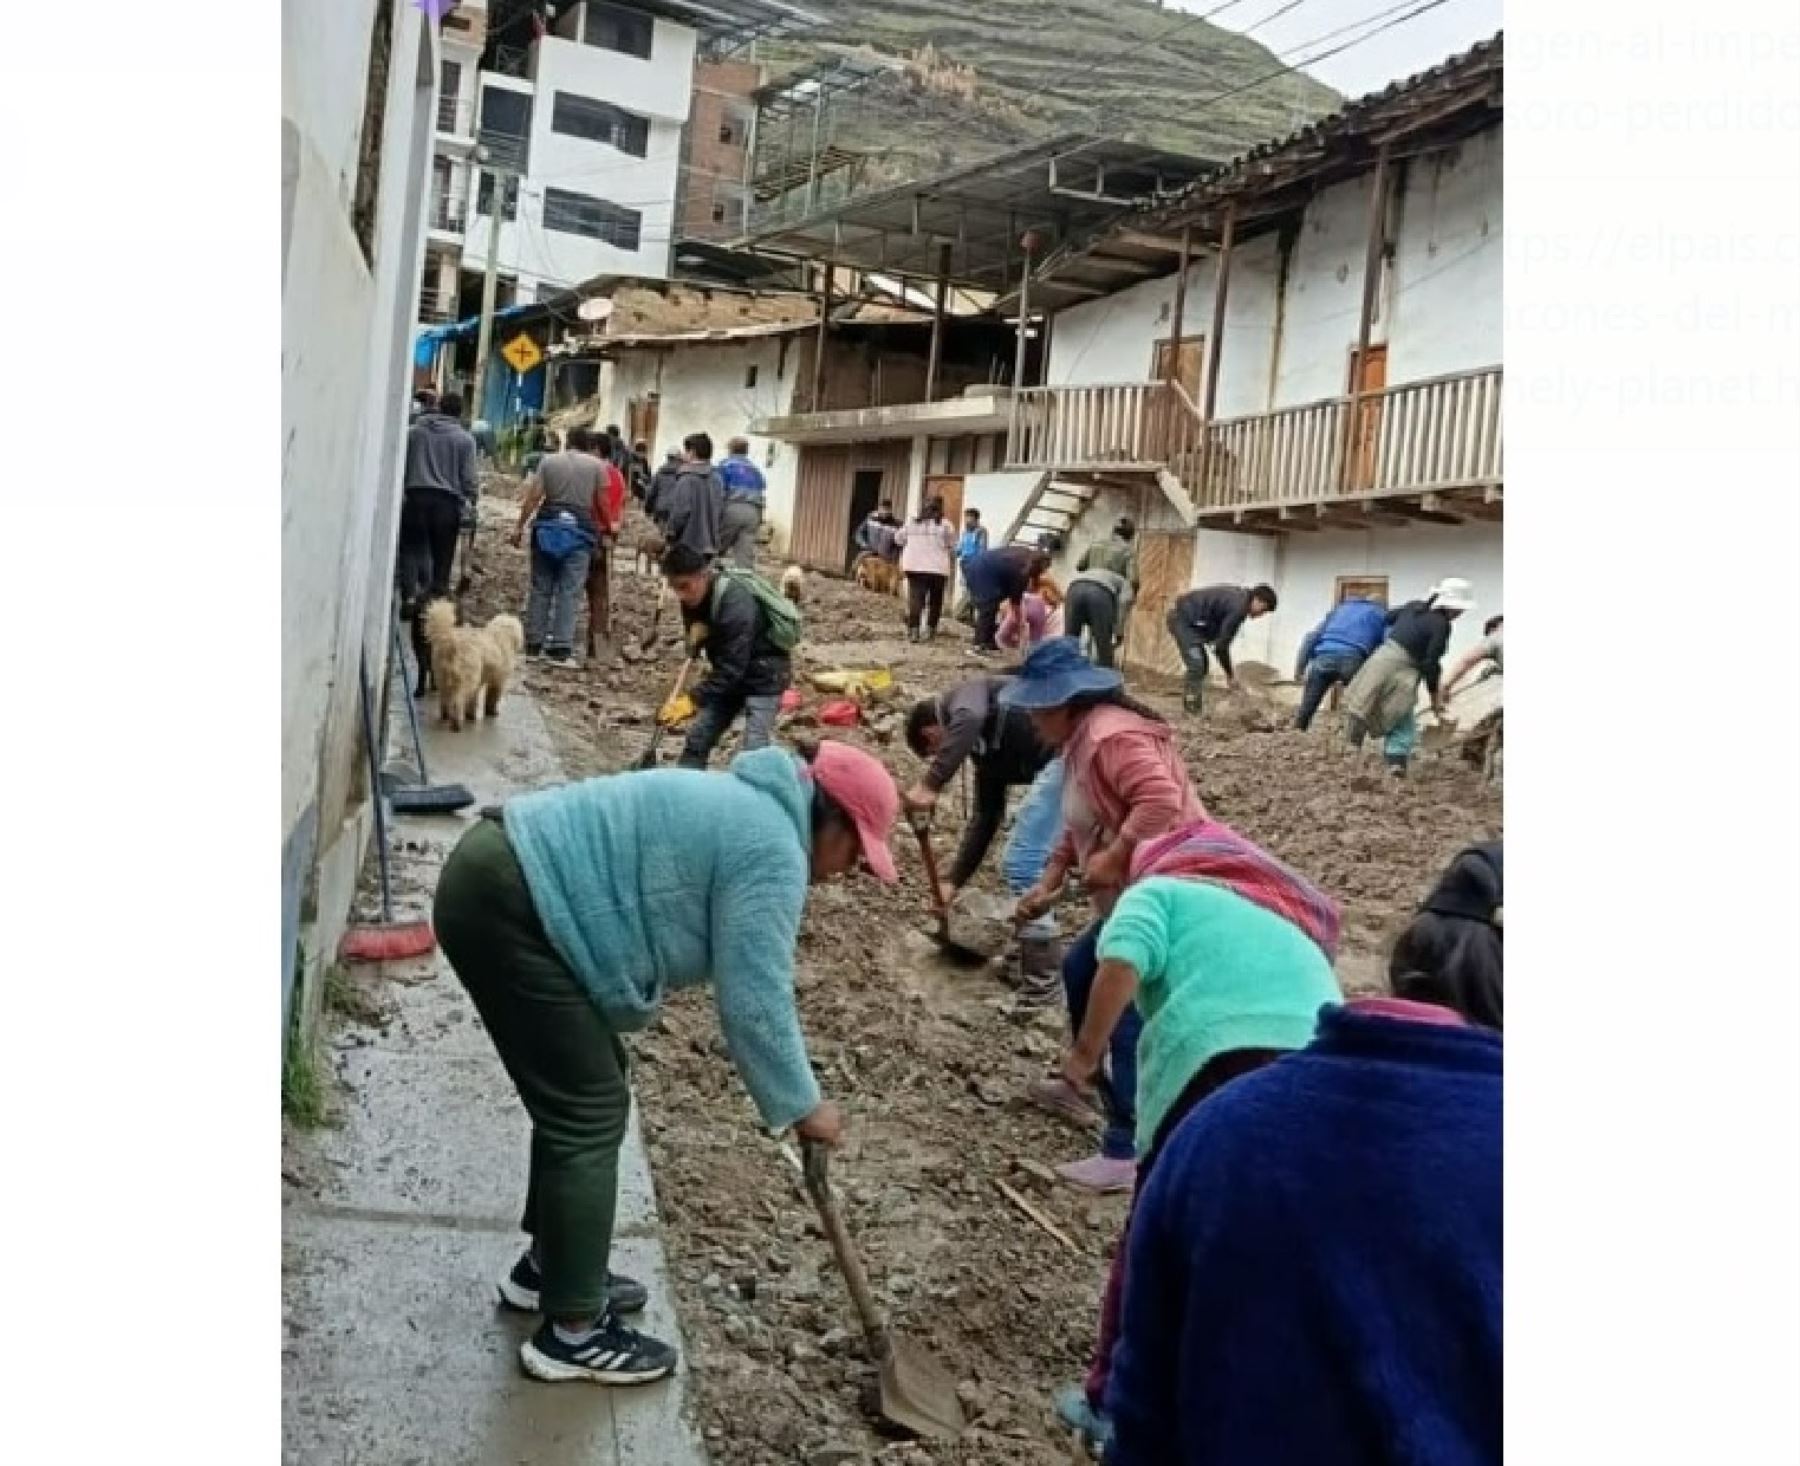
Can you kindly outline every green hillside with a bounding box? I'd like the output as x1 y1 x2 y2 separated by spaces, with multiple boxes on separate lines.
758 0 1343 181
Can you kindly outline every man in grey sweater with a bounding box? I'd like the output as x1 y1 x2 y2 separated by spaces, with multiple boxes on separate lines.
399 391 480 605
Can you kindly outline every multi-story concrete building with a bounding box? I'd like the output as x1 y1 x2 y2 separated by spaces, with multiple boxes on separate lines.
417 0 816 414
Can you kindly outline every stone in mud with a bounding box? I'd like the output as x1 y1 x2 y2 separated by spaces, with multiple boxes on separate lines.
943 890 1014 958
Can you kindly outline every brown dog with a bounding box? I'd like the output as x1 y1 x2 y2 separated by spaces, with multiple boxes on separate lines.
852 552 901 597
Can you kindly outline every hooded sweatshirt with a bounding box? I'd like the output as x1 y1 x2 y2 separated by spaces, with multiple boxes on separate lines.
1052 703 1205 872
403 412 480 504
501 747 821 1129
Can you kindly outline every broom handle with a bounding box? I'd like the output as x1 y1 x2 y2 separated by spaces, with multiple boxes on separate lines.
391 609 431 784
358 653 396 925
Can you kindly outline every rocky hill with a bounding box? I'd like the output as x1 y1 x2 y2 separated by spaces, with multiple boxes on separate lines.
758 0 1343 180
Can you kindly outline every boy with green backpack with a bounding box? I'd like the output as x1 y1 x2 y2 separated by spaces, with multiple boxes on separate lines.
660 544 800 768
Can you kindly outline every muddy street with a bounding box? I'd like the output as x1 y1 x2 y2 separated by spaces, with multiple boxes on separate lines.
452 480 1503 1463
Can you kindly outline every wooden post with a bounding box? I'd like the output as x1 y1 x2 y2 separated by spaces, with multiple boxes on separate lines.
1192 203 1235 500
1166 223 1191 382
811 264 833 411
1008 232 1039 456
1202 205 1235 419
924 241 951 403
1339 147 1392 493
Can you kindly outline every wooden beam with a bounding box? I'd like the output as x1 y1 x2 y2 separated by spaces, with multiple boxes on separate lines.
1275 505 1320 530
1201 203 1235 420
810 264 832 411
1076 254 1163 279
1166 224 1192 385
1112 227 1191 254
924 241 950 403
1338 145 1392 495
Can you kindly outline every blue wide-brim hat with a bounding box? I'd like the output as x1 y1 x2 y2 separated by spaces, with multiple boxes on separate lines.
997 636 1124 709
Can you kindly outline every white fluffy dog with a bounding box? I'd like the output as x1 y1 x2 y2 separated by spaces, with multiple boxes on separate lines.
780 564 805 605
421 601 525 730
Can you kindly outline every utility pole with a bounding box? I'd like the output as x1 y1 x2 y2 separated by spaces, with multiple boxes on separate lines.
470 146 507 421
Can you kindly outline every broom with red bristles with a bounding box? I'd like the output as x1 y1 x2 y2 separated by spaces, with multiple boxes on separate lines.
340 651 438 964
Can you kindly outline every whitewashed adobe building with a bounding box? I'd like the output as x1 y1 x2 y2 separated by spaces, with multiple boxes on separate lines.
1002 36 1503 677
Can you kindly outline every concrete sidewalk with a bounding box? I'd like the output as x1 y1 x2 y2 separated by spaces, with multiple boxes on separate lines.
282 666 707 1466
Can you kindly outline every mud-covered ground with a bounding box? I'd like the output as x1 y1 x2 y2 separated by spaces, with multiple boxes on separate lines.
453 481 1502 1464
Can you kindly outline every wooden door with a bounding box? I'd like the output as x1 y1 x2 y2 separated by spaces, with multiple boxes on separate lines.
1152 336 1205 401
1122 530 1195 678
1347 344 1388 489
627 394 661 453
923 474 965 593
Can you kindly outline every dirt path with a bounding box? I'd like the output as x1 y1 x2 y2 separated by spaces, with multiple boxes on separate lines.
457 482 1502 1464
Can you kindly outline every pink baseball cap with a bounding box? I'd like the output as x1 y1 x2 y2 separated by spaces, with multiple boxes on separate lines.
808 740 899 883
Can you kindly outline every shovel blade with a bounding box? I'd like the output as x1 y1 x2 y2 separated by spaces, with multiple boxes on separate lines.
878 1335 966 1441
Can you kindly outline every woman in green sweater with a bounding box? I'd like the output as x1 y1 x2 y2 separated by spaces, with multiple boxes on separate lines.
432 740 900 1387
1053 818 1343 1451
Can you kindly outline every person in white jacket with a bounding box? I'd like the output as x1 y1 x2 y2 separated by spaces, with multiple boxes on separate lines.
895 497 959 642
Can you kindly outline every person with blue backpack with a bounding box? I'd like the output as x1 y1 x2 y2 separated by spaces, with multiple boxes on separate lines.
512 425 604 667
1291 595 1390 731
660 542 799 768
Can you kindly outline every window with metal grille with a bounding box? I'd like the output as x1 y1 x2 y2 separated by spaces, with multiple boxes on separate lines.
582 1 653 59
551 92 649 157
475 171 519 222
543 187 642 249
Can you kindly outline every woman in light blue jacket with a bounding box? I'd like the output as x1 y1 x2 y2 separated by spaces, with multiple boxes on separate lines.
432 740 899 1388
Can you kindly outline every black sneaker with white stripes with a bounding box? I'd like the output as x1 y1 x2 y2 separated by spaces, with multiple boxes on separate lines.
520 1313 678 1386
497 1251 649 1314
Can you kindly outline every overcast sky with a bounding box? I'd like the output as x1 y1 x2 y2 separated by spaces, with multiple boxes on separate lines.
1188 0 1503 101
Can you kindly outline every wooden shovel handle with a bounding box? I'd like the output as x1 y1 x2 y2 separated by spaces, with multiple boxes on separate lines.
910 821 949 920
799 1139 893 1362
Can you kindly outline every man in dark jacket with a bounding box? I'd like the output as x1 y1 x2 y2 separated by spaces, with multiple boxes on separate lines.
645 448 682 527
963 545 1053 654
399 390 480 606
627 439 653 503
661 433 723 559
1292 596 1388 731
661 543 791 768
1166 582 1278 713
903 677 1062 999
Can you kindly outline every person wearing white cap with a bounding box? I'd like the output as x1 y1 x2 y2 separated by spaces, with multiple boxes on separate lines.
1340 577 1475 776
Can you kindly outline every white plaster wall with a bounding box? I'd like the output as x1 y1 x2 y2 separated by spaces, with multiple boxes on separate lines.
1266 520 1503 678
598 336 803 547
283 0 437 1037
961 471 1048 549
1045 232 1285 419
548 9 698 120
1043 122 1503 415
1386 127 1503 384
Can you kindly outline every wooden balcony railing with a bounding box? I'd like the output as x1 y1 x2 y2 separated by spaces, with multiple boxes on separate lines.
1006 366 1503 514
1196 366 1503 511
1007 381 1188 471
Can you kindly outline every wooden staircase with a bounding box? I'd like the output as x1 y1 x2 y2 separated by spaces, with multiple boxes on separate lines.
1001 467 1198 552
